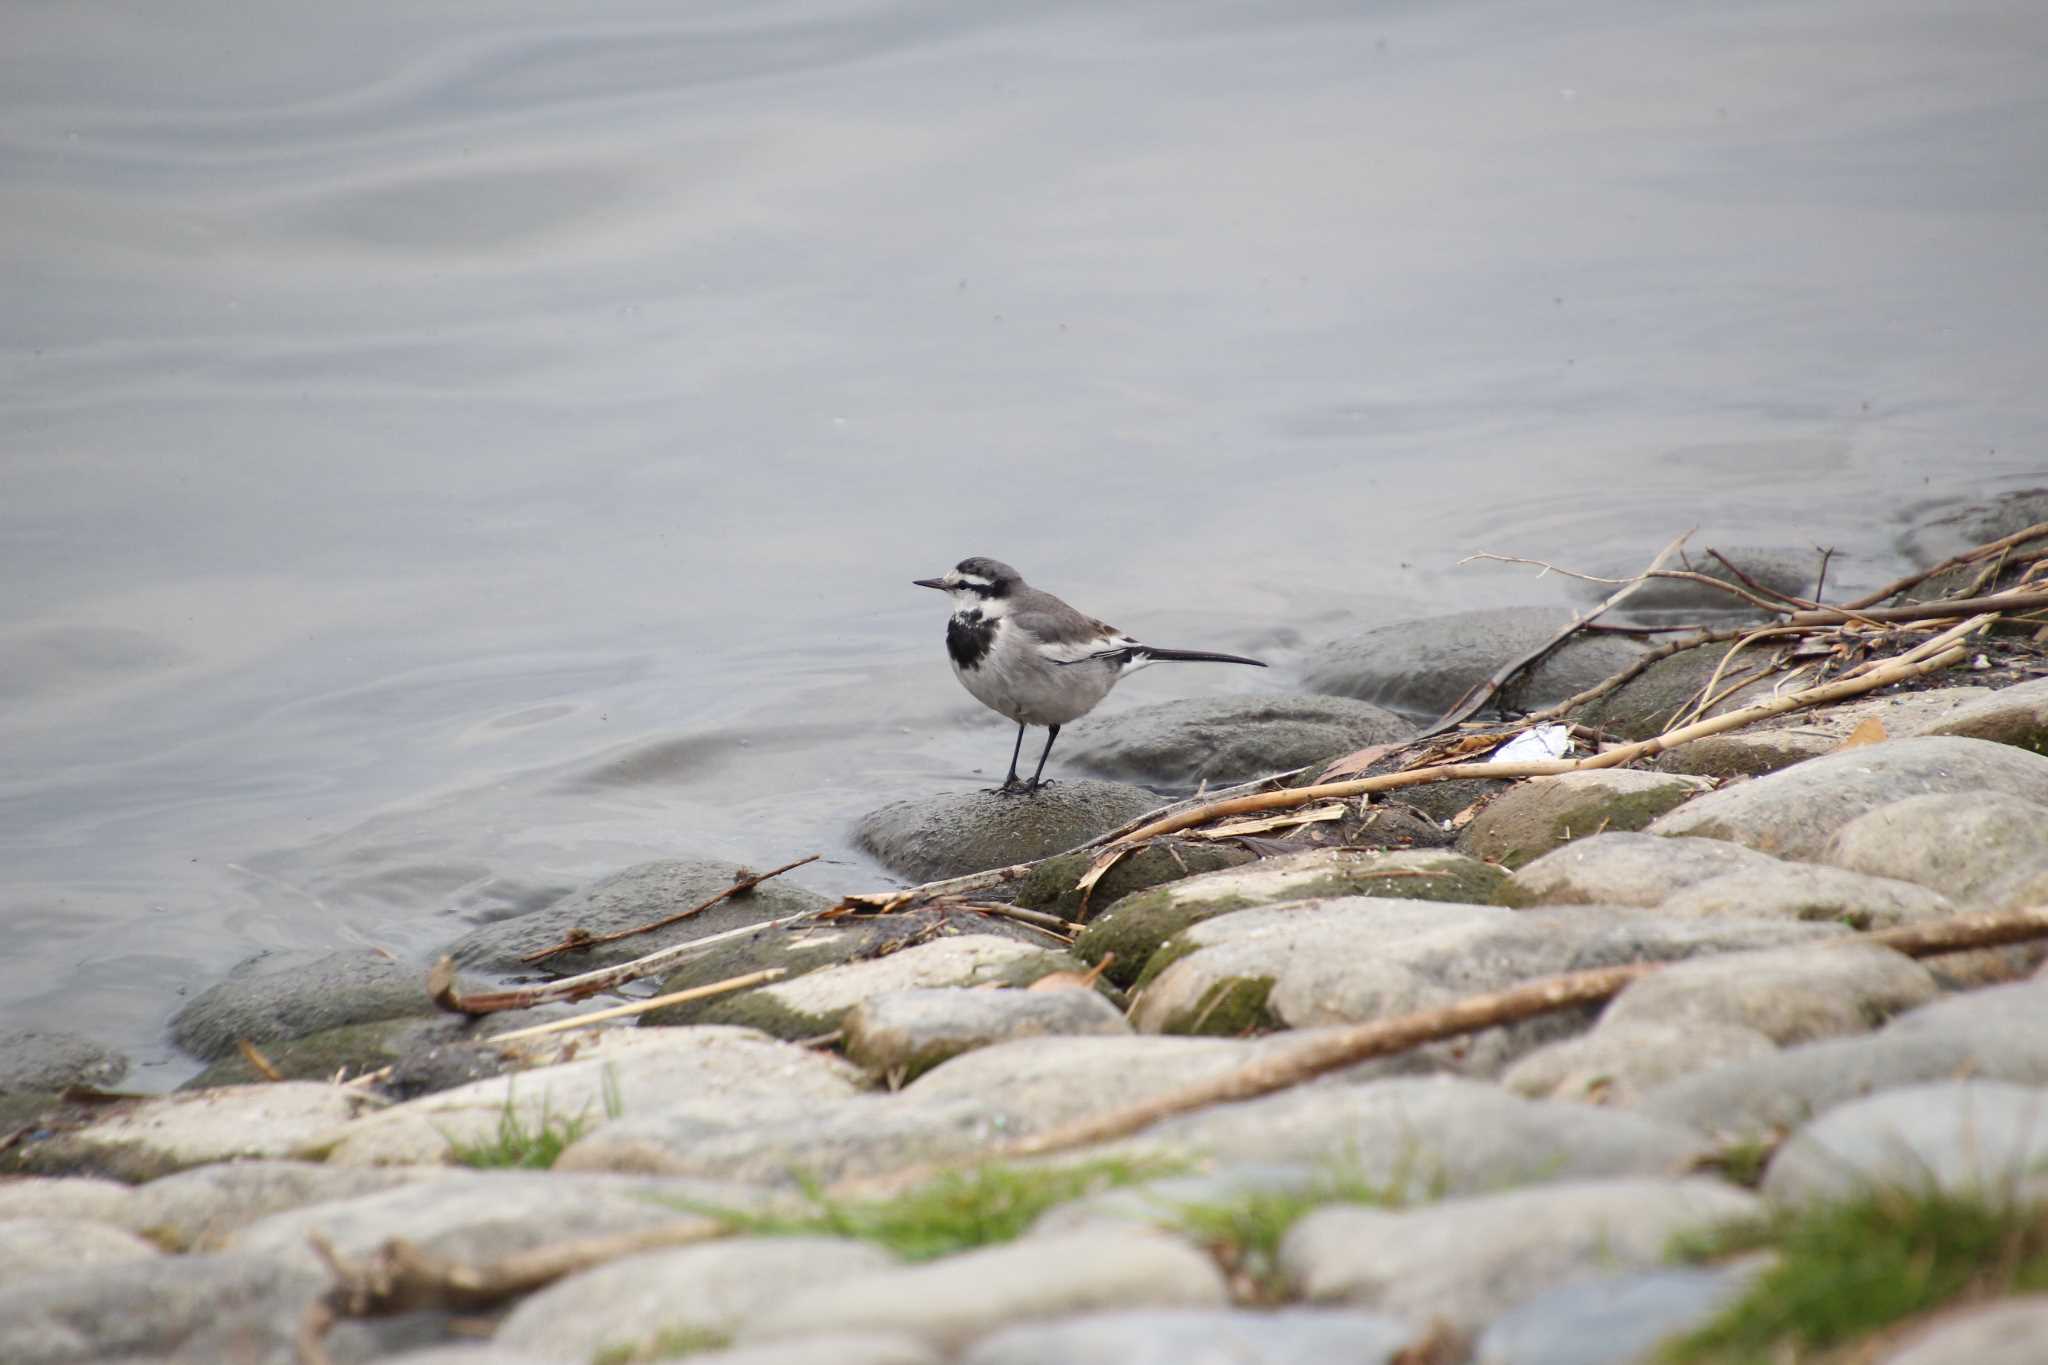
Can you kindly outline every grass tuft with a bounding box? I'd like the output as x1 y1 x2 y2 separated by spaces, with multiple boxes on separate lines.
592 1325 730 1364
1170 1162 1409 1301
445 1069 623 1170
1665 1186 2048 1362
672 1158 1171 1262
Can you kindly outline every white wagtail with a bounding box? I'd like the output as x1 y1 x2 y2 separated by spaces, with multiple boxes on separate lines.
914 556 1267 793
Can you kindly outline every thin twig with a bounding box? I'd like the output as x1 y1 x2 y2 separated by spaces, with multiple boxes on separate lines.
520 855 821 965
1458 552 1794 615
485 968 788 1043
1523 626 1753 724
1425 533 1693 737
1785 588 2048 626
1840 521 2048 609
1705 548 1823 612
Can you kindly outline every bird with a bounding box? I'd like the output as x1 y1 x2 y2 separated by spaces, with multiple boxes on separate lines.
913 556 1267 793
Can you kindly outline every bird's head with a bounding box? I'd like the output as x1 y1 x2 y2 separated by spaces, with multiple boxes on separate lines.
913 557 1022 608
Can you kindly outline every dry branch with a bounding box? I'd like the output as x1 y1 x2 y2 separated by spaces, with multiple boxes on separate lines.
1840 520 2048 609
484 968 787 1043
520 854 820 965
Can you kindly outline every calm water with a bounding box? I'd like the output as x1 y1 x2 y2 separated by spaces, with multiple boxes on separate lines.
4 0 2045 1086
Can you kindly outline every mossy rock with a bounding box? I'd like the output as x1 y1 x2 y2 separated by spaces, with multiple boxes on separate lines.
1013 840 1257 922
1086 849 1508 990
1155 975 1279 1036
180 1016 455 1089
1457 770 1708 870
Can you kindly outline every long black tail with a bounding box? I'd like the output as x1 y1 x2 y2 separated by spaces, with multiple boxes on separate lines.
1136 645 1267 667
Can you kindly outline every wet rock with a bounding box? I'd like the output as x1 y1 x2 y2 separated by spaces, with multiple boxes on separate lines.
312 1025 864 1167
1655 863 1959 930
495 1236 898 1361
12 1081 379 1182
1823 791 2048 902
121 1160 444 1251
1471 1264 1761 1365
642 910 1053 1027
168 947 438 1061
1013 841 1257 924
0 1027 129 1094
1652 688 1994 779
1638 976 2048 1137
0 1216 160 1277
1503 1021 1778 1105
856 780 1161 882
1280 1178 1758 1331
1568 643 1779 742
1896 488 2048 597
1763 1079 2048 1205
0 1252 324 1365
674 936 1084 1041
447 857 833 975
1599 942 1937 1045
182 1014 461 1089
1921 674 2048 754
1097 1076 1712 1198
1304 607 1648 722
843 987 1130 1083
1077 848 1507 988
228 1168 781 1272
1457 770 1709 869
1497 831 1779 908
1060 694 1416 788
961 1307 1419 1365
1878 1296 2048 1365
1646 735 2048 860
1574 545 1823 615
735 1229 1228 1350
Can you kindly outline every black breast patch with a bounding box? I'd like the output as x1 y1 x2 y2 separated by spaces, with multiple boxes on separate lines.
947 610 995 670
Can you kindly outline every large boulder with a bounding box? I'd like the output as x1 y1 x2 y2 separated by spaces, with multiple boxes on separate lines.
855 781 1159 882
1060 695 1415 788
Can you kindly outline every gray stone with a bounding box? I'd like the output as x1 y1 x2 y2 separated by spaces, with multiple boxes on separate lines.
1498 831 1780 908
1304 607 1648 722
377 1349 574 1365
1030 1162 1350 1238
1601 942 1937 1045
1886 973 2048 1037
681 1336 942 1365
1878 1296 2048 1365
182 1014 469 1089
961 1307 1419 1365
0 1216 160 1277
1656 864 1959 930
905 1032 1332 1121
856 780 1162 882
1922 675 2048 755
0 1175 132 1224
1823 791 2048 902
0 1252 324 1364
495 1236 898 1360
1762 1080 2048 1205
641 911 1054 1027
168 947 438 1061
1651 688 1994 780
736 1229 1228 1349
0 1028 129 1094
1647 735 2048 860
1896 488 2048 592
1061 694 1417 788
1080 848 1508 989
1639 996 2048 1140
447 857 833 975
312 1025 865 1167
12 1081 379 1182
1471 1264 1762 1365
843 987 1130 1083
121 1160 445 1251
1281 1178 1758 1331
679 936 1084 1041
1503 1022 1778 1105
1013 841 1257 926
227 1169 781 1272
1458 770 1709 869
1983 854 2048 914
1096 1076 1713 1199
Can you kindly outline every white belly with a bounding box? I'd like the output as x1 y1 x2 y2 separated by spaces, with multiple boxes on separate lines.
953 624 1120 726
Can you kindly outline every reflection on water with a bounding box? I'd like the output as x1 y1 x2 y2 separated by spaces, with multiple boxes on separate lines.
4 0 2045 1084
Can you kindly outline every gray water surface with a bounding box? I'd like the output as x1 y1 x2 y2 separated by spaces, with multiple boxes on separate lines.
4 0 2045 1086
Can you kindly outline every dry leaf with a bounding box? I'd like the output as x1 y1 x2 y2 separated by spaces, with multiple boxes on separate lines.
1834 716 1888 751
1028 954 1114 992
1189 804 1348 839
1319 742 1399 783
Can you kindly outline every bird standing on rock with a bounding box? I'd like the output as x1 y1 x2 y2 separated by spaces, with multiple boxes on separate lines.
913 556 1267 793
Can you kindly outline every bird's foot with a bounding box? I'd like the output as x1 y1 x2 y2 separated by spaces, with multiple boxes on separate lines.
987 777 1052 796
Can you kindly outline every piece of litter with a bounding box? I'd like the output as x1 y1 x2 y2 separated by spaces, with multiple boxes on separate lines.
1494 723 1572 763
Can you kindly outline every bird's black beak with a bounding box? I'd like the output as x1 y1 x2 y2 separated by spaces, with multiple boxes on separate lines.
912 577 947 590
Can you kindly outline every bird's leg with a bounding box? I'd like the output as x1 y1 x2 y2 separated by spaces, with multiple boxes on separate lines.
1024 725 1061 793
995 723 1028 793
